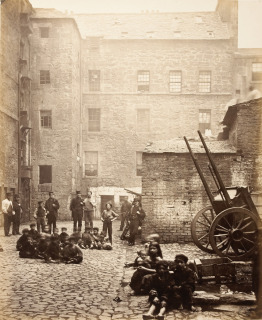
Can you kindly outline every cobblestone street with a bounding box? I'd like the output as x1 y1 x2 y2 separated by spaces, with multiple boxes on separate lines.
0 220 255 320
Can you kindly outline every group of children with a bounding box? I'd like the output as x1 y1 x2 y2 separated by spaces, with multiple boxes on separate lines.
16 223 113 264
126 234 196 320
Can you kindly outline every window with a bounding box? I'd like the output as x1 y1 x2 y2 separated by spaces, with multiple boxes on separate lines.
138 71 150 92
85 151 98 176
136 152 143 176
89 70 100 91
39 165 52 184
252 62 262 81
199 71 211 93
88 108 100 132
199 109 211 134
40 27 49 38
40 70 50 84
169 70 182 92
40 110 52 128
137 109 150 131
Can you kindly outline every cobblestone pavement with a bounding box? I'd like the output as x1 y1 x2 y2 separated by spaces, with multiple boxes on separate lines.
0 220 255 320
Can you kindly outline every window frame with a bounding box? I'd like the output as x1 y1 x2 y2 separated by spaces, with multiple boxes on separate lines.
137 70 150 92
40 70 50 84
169 70 182 93
198 71 211 93
40 110 52 129
252 62 262 82
84 151 98 177
199 109 211 134
39 165 52 184
88 108 101 132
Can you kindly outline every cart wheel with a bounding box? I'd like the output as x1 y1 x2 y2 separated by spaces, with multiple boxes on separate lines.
209 207 261 261
191 206 216 253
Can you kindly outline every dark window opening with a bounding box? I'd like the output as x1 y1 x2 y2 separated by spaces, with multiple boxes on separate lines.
40 70 50 84
39 165 52 184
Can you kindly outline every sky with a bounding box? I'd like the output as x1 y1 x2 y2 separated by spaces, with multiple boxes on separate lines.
30 0 262 48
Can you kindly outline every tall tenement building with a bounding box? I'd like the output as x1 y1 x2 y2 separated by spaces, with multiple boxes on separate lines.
1 0 261 221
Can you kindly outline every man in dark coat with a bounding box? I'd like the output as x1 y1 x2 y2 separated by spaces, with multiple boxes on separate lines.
70 191 85 232
12 194 23 235
127 198 145 246
45 192 60 234
119 199 132 231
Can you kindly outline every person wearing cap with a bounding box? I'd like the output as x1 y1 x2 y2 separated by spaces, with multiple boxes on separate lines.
45 192 60 234
16 228 30 251
70 191 85 232
169 254 196 311
34 201 47 233
62 236 83 264
126 199 146 246
12 194 23 235
83 190 96 230
28 223 40 242
1 192 14 236
59 227 69 247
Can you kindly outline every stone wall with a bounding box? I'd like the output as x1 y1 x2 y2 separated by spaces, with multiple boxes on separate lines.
30 18 81 219
81 38 233 203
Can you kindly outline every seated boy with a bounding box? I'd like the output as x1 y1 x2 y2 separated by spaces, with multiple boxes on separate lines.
80 226 93 249
16 228 30 251
99 231 112 250
92 227 102 249
59 227 69 246
142 260 171 320
169 254 196 311
19 235 36 258
62 236 83 264
45 234 62 263
28 223 40 243
35 233 50 259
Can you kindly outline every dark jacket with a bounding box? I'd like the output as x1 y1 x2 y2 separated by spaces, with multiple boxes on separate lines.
70 197 84 216
45 198 60 215
13 200 22 216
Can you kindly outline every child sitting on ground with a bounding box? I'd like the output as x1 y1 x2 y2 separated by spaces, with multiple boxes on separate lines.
59 227 69 246
92 227 102 249
35 233 50 259
16 228 30 251
144 233 163 258
52 227 60 241
142 260 171 320
99 231 112 250
19 235 36 258
79 226 93 249
124 249 147 268
45 234 62 263
28 223 40 243
62 236 83 264
169 254 196 311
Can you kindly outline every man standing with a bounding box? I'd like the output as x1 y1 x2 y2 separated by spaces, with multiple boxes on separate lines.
70 191 85 232
119 199 132 231
45 191 60 234
12 194 23 235
127 198 145 246
83 190 96 230
1 192 14 236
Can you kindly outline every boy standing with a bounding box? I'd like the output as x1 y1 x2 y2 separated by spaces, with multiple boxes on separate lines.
34 201 46 233
83 191 96 230
70 191 85 232
12 194 23 235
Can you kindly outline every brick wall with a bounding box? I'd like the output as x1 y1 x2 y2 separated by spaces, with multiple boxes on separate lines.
30 18 82 219
141 151 240 242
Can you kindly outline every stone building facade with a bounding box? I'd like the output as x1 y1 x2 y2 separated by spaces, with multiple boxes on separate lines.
29 10 82 219
0 0 33 224
1 0 261 221
141 98 262 243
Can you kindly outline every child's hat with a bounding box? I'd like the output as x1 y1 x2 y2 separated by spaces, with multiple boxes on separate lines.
38 200 43 204
30 223 36 227
175 254 188 263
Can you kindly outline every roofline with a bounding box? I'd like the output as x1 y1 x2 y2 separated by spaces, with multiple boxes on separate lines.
30 16 82 39
72 11 216 16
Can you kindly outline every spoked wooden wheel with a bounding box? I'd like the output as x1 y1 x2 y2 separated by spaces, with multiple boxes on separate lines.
191 206 216 253
209 207 261 261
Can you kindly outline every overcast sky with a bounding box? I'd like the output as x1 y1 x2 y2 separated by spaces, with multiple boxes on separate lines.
30 0 262 48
